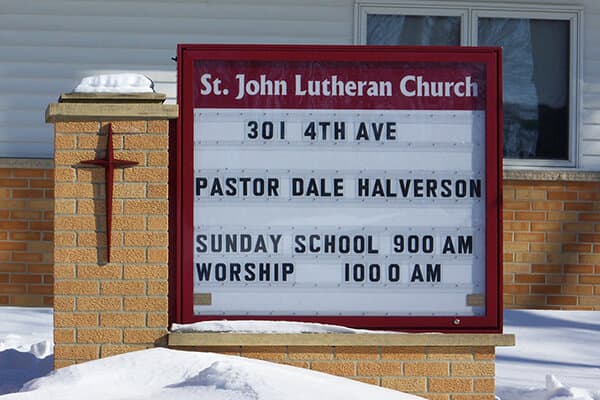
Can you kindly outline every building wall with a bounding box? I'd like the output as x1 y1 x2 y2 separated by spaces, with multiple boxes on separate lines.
5 168 600 310
503 174 600 310
0 161 54 306
170 342 498 400
2 0 599 169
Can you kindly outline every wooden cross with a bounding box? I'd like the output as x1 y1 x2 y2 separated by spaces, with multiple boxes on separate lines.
81 124 138 262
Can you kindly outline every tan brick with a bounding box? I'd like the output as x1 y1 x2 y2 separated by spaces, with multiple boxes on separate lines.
474 378 495 393
77 265 122 279
124 297 168 312
55 121 100 133
100 344 149 358
112 216 146 230
102 281 145 295
54 265 76 279
288 346 333 360
54 232 76 247
147 313 169 328
357 361 403 376
311 361 355 376
54 328 76 344
55 135 77 150
147 120 169 134
147 248 168 263
53 296 75 311
124 135 168 150
405 362 449 376
55 248 98 264
55 183 96 198
54 359 77 369
124 199 168 214
147 216 168 230
77 135 107 150
427 347 473 360
382 347 426 360
147 152 169 166
55 215 97 231
114 183 146 198
352 377 380 386
453 395 496 400
123 328 166 344
430 378 473 393
451 362 494 377
110 121 147 133
100 312 146 327
124 232 168 247
147 184 168 198
77 297 122 311
54 312 98 327
241 346 287 361
123 265 168 280
123 168 168 183
54 344 99 361
381 377 427 392
55 199 76 214
55 280 99 295
147 281 168 295
77 328 122 343
336 346 379 360
111 248 146 263
420 394 450 400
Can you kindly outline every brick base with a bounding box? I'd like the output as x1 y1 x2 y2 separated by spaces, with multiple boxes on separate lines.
0 161 54 307
504 179 600 309
168 334 510 400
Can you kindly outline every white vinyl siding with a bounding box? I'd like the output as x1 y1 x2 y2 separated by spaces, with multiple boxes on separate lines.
1 0 599 171
0 0 353 158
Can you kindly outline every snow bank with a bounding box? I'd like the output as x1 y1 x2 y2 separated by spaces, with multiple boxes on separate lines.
73 73 154 93
4 348 425 400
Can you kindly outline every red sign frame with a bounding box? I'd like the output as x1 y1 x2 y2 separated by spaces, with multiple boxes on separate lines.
171 44 503 332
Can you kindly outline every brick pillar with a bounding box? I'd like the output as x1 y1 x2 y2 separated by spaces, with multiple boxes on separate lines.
46 93 178 367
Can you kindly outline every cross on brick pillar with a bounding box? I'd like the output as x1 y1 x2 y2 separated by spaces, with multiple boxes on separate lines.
81 123 138 263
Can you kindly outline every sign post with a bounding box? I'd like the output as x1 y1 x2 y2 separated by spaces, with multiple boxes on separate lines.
174 45 502 331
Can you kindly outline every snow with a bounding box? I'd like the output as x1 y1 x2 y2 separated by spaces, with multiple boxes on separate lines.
171 319 393 334
496 310 600 400
0 307 53 395
1 308 600 400
73 73 155 93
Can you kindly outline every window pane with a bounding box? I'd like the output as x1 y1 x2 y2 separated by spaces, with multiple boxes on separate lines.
367 15 461 46
478 18 570 160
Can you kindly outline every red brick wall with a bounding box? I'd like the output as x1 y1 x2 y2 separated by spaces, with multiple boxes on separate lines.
503 179 600 309
0 164 54 306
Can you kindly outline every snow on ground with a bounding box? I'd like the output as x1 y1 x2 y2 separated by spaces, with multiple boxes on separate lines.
0 308 53 395
496 310 600 400
1 307 599 400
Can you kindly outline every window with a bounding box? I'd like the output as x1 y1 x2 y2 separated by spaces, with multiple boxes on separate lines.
356 3 582 167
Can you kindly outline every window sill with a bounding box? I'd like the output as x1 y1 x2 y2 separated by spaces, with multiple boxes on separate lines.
503 169 600 182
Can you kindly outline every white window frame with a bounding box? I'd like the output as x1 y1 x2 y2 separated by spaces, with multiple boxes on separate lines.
354 1 583 169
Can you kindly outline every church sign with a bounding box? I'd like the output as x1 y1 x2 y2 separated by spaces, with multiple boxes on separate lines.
173 44 503 331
